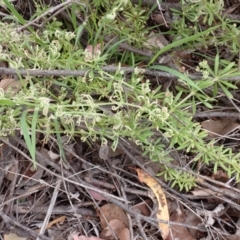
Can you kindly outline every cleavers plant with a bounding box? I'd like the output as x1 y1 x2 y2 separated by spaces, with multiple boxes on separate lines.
0 0 240 191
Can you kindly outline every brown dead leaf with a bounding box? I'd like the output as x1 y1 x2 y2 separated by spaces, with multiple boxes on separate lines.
226 234 240 240
201 118 240 138
4 233 27 240
132 199 152 216
151 13 167 25
0 78 22 94
166 209 194 240
99 143 109 160
98 204 128 229
144 31 169 50
88 189 107 201
100 219 126 240
183 209 202 238
84 43 102 62
212 169 229 182
136 168 169 239
47 150 60 161
5 164 17 181
118 228 130 240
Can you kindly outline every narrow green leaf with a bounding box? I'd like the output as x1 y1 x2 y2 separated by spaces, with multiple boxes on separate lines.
3 0 26 24
214 53 219 76
218 62 236 76
104 38 128 55
20 111 36 169
75 24 85 48
219 82 233 98
197 79 214 89
224 71 240 78
0 99 16 105
220 81 237 89
150 65 203 93
148 25 219 65
173 90 183 104
31 108 39 168
70 3 77 29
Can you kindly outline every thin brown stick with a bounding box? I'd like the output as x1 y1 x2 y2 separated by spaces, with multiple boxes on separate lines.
13 204 95 216
0 66 178 78
2 65 240 82
84 176 150 197
194 111 240 119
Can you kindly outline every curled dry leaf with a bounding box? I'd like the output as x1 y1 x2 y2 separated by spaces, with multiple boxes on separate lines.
97 141 124 160
84 43 102 62
88 189 107 202
47 150 60 161
212 169 229 182
5 164 17 181
183 209 202 238
118 228 130 240
136 168 169 239
151 13 167 25
37 216 66 233
166 208 194 240
201 118 240 138
100 219 126 240
98 203 128 229
132 199 152 216
0 78 22 94
4 233 27 240
144 31 169 50
99 143 109 161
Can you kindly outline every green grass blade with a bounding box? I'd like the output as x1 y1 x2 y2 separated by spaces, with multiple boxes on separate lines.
20 110 36 169
70 3 77 29
214 53 219 76
3 0 26 24
150 65 203 93
31 108 39 168
148 25 219 66
74 24 85 48
104 38 128 55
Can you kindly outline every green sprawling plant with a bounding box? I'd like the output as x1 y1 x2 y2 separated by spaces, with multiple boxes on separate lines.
1 0 240 191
